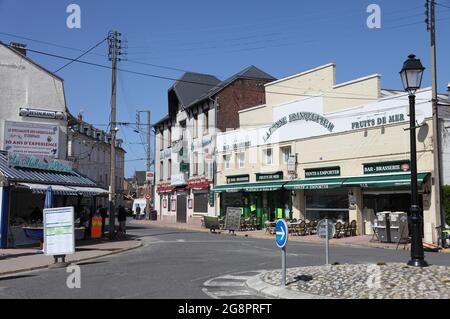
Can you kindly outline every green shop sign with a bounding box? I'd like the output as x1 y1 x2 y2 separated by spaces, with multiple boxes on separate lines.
180 161 190 173
363 161 411 175
227 175 250 184
256 172 284 182
8 153 73 173
305 167 341 179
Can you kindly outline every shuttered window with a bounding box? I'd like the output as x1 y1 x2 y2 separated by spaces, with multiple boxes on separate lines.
194 193 208 213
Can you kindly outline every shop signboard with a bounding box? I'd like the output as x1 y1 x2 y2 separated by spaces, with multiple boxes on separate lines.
305 167 341 178
44 207 75 256
363 161 410 175
180 161 190 173
8 153 73 173
227 175 250 184
225 207 243 232
4 121 59 158
19 108 66 120
256 172 284 182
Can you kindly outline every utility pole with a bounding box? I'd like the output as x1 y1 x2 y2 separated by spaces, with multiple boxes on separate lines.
137 110 152 219
427 0 445 241
108 31 122 239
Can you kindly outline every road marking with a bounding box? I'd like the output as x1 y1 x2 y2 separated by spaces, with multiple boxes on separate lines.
202 271 268 299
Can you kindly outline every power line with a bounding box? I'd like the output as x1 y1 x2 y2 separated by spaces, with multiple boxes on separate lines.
55 38 107 73
14 45 390 102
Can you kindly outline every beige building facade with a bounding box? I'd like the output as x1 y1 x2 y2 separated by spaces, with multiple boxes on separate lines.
215 64 448 244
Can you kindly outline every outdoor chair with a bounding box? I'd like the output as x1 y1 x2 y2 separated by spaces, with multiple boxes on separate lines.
342 222 350 237
334 222 343 238
298 221 307 236
349 220 357 237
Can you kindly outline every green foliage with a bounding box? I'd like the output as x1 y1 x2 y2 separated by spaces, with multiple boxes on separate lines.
443 186 450 225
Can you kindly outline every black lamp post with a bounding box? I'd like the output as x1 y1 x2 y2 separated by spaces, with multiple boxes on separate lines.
400 54 428 268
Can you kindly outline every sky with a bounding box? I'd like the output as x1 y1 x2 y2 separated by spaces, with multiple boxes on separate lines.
0 0 449 178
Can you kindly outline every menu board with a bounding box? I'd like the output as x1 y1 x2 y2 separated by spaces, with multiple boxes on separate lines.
225 207 243 231
44 207 75 256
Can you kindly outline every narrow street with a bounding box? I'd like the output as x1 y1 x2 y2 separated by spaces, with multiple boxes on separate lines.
0 224 448 299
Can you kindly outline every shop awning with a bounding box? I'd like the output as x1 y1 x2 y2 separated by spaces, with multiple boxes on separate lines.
341 172 430 188
213 181 286 193
18 183 109 197
284 178 347 190
284 173 430 190
18 183 79 196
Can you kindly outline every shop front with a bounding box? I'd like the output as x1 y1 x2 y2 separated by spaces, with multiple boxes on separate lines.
214 172 292 229
0 151 108 248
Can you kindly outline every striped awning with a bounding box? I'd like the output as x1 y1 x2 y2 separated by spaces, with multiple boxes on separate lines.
17 183 108 197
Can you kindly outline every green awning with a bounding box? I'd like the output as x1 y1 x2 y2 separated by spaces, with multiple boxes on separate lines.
342 172 430 188
214 173 431 193
284 178 347 190
213 181 286 193
284 173 430 190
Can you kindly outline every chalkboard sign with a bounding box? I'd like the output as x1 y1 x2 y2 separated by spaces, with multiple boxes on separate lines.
225 207 243 232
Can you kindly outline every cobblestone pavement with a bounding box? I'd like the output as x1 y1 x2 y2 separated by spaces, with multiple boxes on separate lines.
262 263 450 299
203 271 268 299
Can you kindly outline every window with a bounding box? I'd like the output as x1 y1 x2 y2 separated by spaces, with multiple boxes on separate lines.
168 127 172 147
224 154 232 170
193 115 198 139
204 111 209 135
281 146 292 164
160 132 164 151
168 159 172 180
160 161 164 181
264 148 273 165
193 152 199 176
194 193 208 213
238 152 245 168
180 121 187 140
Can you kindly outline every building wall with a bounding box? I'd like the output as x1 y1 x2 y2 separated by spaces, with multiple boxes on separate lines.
68 126 125 205
216 78 269 132
0 45 68 159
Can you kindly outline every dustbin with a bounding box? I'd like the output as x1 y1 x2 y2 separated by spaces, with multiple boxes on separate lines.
377 212 391 243
390 212 409 243
151 210 158 221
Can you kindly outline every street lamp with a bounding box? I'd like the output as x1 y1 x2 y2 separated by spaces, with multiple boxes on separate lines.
400 54 428 268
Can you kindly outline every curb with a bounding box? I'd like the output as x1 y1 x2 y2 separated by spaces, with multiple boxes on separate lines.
0 240 143 277
246 272 334 299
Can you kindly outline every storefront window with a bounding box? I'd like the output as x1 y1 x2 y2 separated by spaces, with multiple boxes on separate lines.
305 190 349 222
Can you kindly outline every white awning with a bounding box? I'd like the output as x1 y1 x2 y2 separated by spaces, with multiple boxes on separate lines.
18 183 79 196
69 186 109 197
17 183 109 197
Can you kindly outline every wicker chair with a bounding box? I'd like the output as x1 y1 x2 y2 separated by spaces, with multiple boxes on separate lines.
335 222 343 238
349 220 357 237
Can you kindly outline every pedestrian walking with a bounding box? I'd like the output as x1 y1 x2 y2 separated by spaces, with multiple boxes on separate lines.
118 205 127 238
99 205 108 237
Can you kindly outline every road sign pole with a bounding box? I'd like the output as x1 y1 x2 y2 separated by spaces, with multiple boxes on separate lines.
282 247 286 287
325 218 329 265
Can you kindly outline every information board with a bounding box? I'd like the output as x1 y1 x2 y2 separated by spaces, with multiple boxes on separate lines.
225 207 242 231
44 207 75 256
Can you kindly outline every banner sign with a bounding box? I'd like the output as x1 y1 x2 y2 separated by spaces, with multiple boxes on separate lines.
256 172 284 182
4 121 59 158
363 161 410 175
305 167 341 179
44 207 75 256
227 175 250 184
8 153 73 173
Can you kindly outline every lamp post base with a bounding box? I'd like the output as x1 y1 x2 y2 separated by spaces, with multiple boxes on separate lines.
407 259 429 268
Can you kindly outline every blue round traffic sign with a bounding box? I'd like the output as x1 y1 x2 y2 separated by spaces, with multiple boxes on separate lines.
275 219 289 248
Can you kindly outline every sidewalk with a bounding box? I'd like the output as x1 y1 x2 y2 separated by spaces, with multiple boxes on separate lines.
0 238 142 276
131 219 412 251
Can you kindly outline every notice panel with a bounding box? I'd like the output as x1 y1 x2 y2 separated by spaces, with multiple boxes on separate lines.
44 207 75 256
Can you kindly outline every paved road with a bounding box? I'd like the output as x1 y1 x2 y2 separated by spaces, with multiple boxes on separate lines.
0 224 449 299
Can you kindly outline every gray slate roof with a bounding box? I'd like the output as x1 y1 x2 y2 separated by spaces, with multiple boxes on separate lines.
170 72 221 108
0 151 97 187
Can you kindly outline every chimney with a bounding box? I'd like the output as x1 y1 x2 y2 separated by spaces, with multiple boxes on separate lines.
447 82 450 102
10 42 27 56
